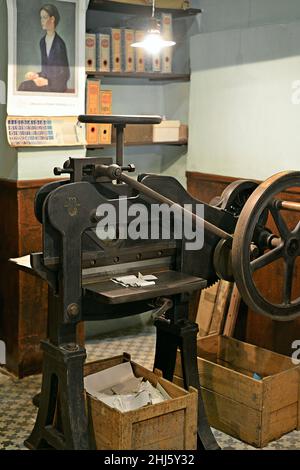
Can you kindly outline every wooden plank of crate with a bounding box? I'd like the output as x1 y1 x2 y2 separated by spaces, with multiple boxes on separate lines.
120 414 133 449
209 281 233 335
132 410 185 450
196 282 220 337
218 336 295 376
197 357 263 410
87 394 123 449
183 389 198 450
261 402 298 448
201 387 261 447
173 374 184 388
196 334 219 362
262 368 300 413
223 283 241 336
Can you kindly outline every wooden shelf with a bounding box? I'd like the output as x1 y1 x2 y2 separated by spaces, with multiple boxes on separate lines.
86 72 190 82
88 0 201 18
87 139 188 149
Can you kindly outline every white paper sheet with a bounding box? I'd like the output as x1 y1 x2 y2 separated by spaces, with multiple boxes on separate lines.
84 361 134 396
85 362 171 412
111 273 158 288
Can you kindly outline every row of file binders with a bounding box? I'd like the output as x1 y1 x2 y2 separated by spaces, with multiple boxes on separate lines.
85 13 174 74
85 79 112 146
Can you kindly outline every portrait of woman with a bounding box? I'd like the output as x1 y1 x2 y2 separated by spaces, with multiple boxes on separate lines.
18 3 70 93
7 0 86 116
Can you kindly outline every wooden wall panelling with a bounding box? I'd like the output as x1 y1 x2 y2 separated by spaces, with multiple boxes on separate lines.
186 171 300 355
0 179 53 377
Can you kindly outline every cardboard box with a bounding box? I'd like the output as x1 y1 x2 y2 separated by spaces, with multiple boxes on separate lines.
85 353 197 450
112 124 153 145
174 335 300 448
153 120 181 142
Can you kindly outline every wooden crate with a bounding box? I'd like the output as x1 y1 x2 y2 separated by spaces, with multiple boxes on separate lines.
174 335 300 448
84 353 197 450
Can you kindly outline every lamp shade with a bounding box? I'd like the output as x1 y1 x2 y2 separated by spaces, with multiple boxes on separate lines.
131 17 176 55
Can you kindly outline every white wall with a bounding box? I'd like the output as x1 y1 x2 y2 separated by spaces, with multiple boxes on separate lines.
187 0 300 180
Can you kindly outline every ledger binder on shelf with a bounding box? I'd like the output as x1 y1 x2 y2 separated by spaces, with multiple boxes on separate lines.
96 33 110 72
161 13 173 73
122 29 135 72
99 90 112 145
86 33 97 72
134 31 145 72
111 28 122 72
86 78 101 145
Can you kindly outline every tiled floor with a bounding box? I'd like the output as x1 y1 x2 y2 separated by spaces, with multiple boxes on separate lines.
0 324 299 450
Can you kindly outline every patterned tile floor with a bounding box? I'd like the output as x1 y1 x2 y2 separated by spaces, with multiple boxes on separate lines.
0 324 300 450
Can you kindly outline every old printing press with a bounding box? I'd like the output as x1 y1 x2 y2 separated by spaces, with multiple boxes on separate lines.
25 115 300 450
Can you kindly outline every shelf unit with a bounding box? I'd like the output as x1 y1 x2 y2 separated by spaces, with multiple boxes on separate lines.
86 72 190 82
86 1 196 149
87 139 188 149
88 0 202 18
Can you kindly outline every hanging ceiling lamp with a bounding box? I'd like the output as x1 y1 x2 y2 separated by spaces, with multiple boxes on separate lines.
131 0 176 55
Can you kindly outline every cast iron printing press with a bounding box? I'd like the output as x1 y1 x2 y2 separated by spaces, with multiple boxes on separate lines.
25 115 300 450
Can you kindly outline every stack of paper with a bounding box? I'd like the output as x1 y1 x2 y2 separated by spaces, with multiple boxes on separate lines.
111 273 157 288
84 362 171 412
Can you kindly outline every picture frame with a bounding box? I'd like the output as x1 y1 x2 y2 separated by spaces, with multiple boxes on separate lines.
7 0 86 116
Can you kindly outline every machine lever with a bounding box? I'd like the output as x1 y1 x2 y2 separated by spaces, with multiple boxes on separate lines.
54 167 73 176
150 297 173 322
121 164 136 173
95 163 233 242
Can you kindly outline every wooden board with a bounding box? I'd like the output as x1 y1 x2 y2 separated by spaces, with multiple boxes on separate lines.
196 281 233 338
223 284 241 336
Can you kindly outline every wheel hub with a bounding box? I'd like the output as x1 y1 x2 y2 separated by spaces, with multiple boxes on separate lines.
286 238 300 257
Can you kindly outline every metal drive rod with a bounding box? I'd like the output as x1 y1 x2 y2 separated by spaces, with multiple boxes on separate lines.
96 164 233 242
275 200 300 212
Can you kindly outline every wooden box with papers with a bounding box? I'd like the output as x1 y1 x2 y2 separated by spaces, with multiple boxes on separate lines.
84 353 197 450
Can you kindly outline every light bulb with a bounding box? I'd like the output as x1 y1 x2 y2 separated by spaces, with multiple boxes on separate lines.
131 14 176 55
132 32 175 55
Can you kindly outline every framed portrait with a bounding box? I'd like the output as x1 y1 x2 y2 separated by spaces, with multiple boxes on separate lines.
7 0 86 116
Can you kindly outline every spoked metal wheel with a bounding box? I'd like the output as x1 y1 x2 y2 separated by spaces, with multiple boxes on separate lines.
232 171 300 321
